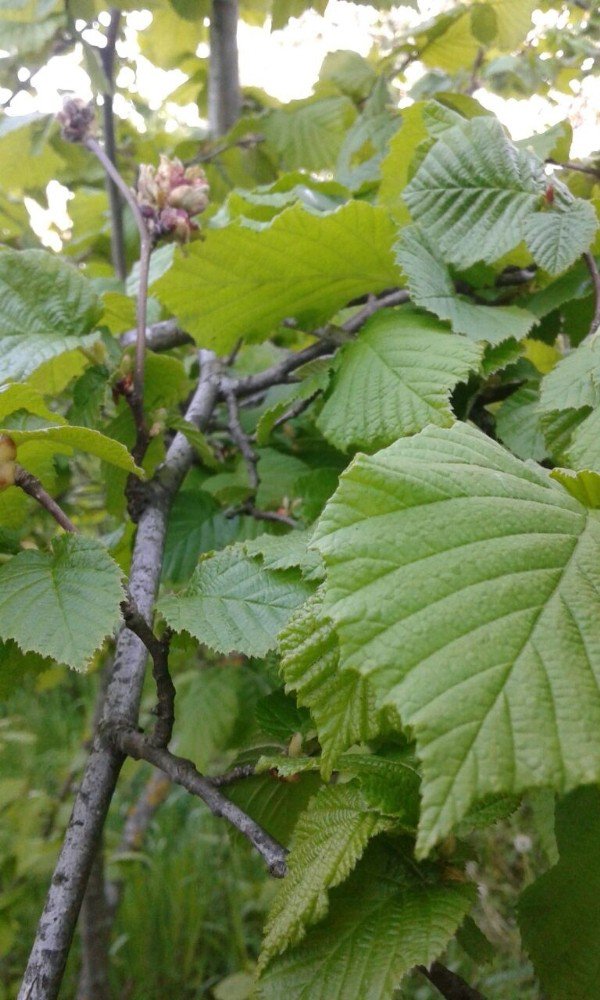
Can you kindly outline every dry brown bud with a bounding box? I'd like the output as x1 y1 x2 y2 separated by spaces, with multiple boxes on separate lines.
56 97 96 143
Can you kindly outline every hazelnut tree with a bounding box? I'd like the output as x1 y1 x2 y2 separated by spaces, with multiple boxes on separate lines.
0 2 599 999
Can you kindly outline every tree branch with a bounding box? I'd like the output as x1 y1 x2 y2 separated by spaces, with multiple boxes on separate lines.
224 385 259 490
111 728 288 878
14 466 78 533
584 252 600 336
417 962 487 1000
120 318 193 352
546 158 600 180
208 0 241 136
120 600 175 748
18 352 221 1000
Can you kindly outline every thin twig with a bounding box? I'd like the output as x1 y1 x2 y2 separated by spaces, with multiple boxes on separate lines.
210 763 256 786
584 252 600 336
272 392 320 431
85 135 152 462
120 600 175 748
227 288 410 401
14 466 78 533
224 386 259 490
98 8 126 282
417 961 487 1000
120 319 193 352
112 728 288 877
546 158 600 180
225 501 297 529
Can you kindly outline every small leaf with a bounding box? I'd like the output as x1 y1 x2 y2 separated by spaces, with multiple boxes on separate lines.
158 544 313 657
397 226 536 343
0 536 124 670
279 591 380 779
259 784 390 970
2 425 144 476
316 307 482 451
259 839 475 999
0 248 101 382
524 200 598 276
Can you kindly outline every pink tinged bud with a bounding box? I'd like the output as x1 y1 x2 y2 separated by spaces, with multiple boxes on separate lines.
159 206 196 243
57 97 96 143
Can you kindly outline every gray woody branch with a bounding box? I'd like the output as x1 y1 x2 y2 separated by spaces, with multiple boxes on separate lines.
18 351 220 1000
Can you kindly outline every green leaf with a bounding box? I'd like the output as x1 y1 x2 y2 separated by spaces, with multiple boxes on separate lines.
316 308 482 451
0 535 124 670
397 227 536 343
158 544 313 657
495 384 548 462
403 117 544 269
0 248 101 383
279 591 379 779
246 529 323 577
258 839 475 999
2 424 144 476
564 410 600 474
0 384 60 423
524 200 598 276
313 422 600 855
539 339 600 412
153 201 400 353
262 96 357 172
519 786 600 1000
259 784 390 970
0 115 65 194
162 492 270 583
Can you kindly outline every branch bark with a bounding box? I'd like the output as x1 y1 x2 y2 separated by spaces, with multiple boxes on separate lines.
208 0 241 136
584 251 600 337
112 729 288 878
14 465 77 533
18 352 220 1000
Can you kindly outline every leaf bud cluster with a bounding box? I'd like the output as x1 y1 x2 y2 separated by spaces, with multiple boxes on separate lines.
136 155 209 243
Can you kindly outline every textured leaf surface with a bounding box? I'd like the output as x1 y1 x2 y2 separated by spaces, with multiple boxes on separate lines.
519 786 600 1000
158 544 313 656
495 384 547 461
539 338 600 412
259 784 389 969
397 227 536 343
316 308 481 451
0 248 101 382
0 536 124 670
314 423 600 854
246 529 323 577
523 200 598 276
403 117 543 269
279 591 379 778
153 201 400 352
262 96 356 172
259 840 475 1000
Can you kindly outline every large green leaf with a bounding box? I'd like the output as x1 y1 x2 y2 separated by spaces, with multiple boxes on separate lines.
259 784 390 969
262 96 356 172
0 535 124 670
316 308 482 451
0 248 101 383
259 839 475 999
519 786 600 1000
313 423 600 855
396 227 536 343
153 201 400 353
279 591 379 778
158 544 313 657
403 117 544 269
